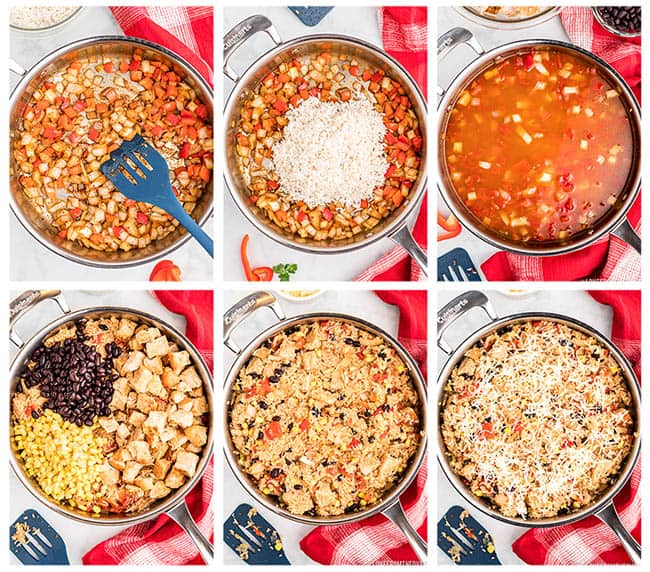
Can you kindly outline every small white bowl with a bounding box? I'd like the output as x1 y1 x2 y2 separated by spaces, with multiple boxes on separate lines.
275 288 324 303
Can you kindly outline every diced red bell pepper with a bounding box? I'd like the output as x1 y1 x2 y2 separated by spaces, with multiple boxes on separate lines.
165 113 180 126
385 164 396 178
299 419 310 432
103 61 115 73
88 127 100 142
151 125 164 137
69 207 82 219
349 65 360 76
322 208 333 221
272 97 288 113
481 422 495 439
266 180 280 190
195 104 208 119
128 59 140 71
179 142 191 159
136 212 149 225
360 199 368 209
349 438 361 449
112 226 125 238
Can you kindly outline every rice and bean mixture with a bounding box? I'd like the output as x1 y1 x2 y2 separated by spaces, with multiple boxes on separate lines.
11 316 209 514
229 320 421 517
441 320 634 519
235 51 423 242
12 48 212 252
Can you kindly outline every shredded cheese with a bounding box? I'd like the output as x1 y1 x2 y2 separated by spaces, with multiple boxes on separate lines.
272 98 388 209
441 320 634 520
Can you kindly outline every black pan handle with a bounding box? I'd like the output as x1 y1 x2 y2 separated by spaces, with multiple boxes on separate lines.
595 502 641 564
437 291 498 354
224 291 285 355
611 218 641 254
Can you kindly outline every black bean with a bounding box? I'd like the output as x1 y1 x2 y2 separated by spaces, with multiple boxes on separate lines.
287 422 294 430
259 401 268 410
31 410 40 419
268 376 280 384
270 468 282 478
274 368 283 377
293 484 303 490
311 407 321 417
272 415 281 422
368 435 375 443
98 323 108 331
257 431 264 440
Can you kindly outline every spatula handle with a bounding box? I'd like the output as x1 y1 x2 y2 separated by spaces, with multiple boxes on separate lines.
169 206 214 257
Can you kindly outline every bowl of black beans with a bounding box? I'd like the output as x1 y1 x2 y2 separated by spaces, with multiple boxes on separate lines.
592 6 641 38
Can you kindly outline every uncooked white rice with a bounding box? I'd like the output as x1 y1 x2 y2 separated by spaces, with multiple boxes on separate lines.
10 6 78 30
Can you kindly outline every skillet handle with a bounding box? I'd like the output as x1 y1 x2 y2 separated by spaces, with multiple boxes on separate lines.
224 291 285 354
388 224 428 277
10 59 27 77
611 218 641 254
381 501 427 562
437 291 498 354
224 15 282 83
595 502 641 565
437 28 485 97
9 290 70 348
166 501 213 564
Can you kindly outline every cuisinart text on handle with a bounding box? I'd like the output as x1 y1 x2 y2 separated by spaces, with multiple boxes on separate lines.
225 23 253 51
437 298 468 324
224 298 257 326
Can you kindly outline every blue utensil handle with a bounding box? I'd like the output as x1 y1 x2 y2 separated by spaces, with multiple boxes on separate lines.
168 205 213 257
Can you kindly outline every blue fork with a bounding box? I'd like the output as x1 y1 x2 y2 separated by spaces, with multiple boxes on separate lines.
100 134 213 257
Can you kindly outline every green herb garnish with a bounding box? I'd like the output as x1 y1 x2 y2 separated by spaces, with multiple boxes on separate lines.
273 263 298 281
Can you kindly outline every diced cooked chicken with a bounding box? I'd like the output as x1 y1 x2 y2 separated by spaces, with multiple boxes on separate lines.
143 411 168 434
136 393 158 413
165 468 186 489
153 458 173 480
131 367 153 393
178 366 202 391
146 375 165 397
146 336 170 359
126 391 137 409
143 356 163 374
161 369 180 389
99 463 121 486
168 430 188 450
127 440 153 465
170 390 185 404
123 461 143 484
174 451 200 478
185 425 208 447
169 409 194 428
178 398 193 412
150 481 172 499
135 327 161 345
122 351 145 373
128 411 147 428
111 389 128 411
117 318 137 338
116 423 131 446
134 476 154 492
98 416 119 433
168 351 191 374
191 397 209 415
108 447 132 471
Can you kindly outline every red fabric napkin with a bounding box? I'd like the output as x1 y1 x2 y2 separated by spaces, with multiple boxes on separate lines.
513 291 641 564
481 7 641 282
300 290 428 564
83 290 214 565
110 6 213 86
356 7 428 282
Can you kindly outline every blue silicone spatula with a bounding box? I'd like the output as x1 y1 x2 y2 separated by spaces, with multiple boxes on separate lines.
224 503 290 565
10 509 69 565
100 134 213 257
438 506 501 565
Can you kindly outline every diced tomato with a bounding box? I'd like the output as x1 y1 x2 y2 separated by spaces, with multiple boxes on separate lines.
165 113 180 125
73 100 87 112
43 126 60 139
385 132 398 145
309 87 321 98
69 207 82 219
128 59 140 71
512 420 523 434
88 127 100 142
198 165 210 183
349 438 361 449
151 125 164 137
322 207 333 221
103 61 115 73
481 422 495 439
385 164 396 178
372 373 388 382
360 199 368 209
349 65 360 76
195 104 208 119
523 53 534 70
112 226 125 238
297 211 308 223
266 180 280 190
67 131 81 144
136 212 149 225
264 421 283 441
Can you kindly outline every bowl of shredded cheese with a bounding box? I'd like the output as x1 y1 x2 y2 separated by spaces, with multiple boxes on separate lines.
10 6 83 33
276 289 324 303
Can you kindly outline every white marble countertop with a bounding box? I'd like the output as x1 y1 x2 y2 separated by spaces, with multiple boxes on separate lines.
436 289 614 565
222 289 404 564
9 289 192 565
10 6 213 282
222 6 423 281
437 7 569 279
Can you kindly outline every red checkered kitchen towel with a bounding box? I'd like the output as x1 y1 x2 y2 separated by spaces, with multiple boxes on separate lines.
356 7 428 282
301 290 428 564
83 290 214 565
481 6 641 281
110 6 213 86
513 291 641 564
